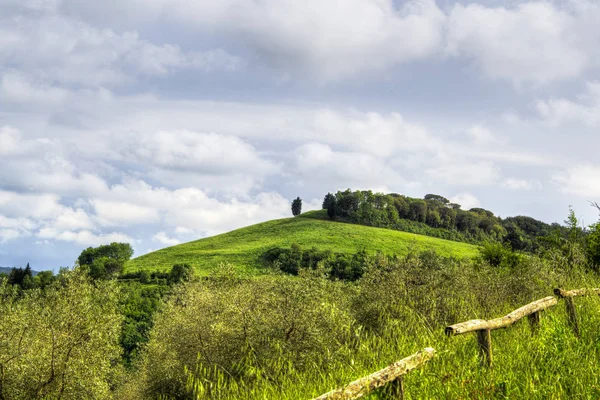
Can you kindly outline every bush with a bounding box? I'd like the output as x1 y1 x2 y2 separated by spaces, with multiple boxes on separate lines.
131 265 354 399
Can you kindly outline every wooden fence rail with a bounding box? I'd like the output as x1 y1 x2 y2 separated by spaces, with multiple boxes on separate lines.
313 348 435 400
445 296 557 367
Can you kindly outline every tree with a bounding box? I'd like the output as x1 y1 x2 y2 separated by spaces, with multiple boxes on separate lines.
326 197 337 219
78 242 134 267
291 197 302 216
35 270 55 289
0 268 122 399
424 194 449 205
587 222 600 269
77 242 134 279
408 200 427 223
169 264 193 284
322 193 336 210
7 265 33 289
456 211 479 234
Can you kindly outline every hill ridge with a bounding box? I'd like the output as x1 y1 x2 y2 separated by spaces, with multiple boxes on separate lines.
126 210 479 275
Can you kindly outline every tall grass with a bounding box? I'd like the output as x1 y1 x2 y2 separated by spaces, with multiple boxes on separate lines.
121 250 600 399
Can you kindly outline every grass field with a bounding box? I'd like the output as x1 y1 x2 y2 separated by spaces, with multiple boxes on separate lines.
125 210 480 275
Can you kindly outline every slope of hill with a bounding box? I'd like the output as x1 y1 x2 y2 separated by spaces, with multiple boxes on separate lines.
125 210 479 275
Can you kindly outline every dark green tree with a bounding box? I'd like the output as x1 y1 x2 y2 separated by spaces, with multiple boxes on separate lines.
169 264 193 284
77 242 134 279
8 265 33 288
78 242 134 267
291 197 302 216
322 193 336 210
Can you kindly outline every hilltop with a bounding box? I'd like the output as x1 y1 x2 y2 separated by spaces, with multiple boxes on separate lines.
125 210 479 275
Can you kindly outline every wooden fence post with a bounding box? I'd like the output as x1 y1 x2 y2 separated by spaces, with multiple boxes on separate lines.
564 297 580 338
476 329 492 367
387 376 405 400
528 311 541 334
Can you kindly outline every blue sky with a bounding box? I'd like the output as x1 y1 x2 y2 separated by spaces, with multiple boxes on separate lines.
2 0 600 270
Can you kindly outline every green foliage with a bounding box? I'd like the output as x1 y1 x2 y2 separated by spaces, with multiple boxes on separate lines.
291 197 302 216
129 265 354 399
124 250 600 399
322 192 336 210
264 244 367 281
587 222 600 270
323 189 572 253
7 264 33 288
169 263 193 284
35 270 55 289
125 213 479 275
119 282 169 368
5 265 55 290
78 242 134 279
0 268 123 399
479 242 522 268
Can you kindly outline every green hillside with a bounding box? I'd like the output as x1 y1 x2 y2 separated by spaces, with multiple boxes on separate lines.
126 210 479 275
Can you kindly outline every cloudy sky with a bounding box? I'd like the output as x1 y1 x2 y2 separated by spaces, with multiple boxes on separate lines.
2 0 600 270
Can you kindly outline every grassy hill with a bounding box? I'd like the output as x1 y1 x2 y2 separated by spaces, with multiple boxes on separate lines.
126 210 479 275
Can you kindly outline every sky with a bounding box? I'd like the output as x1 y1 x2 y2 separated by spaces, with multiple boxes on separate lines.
2 0 600 270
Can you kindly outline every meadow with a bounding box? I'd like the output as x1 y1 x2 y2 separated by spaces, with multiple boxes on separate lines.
125 210 479 275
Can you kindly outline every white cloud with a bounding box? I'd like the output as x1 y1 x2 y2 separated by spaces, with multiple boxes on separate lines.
53 208 94 230
0 13 242 93
152 232 181 246
291 142 403 191
466 125 506 146
0 71 70 105
37 228 133 246
553 164 600 197
0 126 50 155
0 229 23 243
174 226 194 235
0 191 65 220
92 200 160 227
54 0 445 81
501 178 540 190
425 161 500 186
130 130 275 175
0 215 37 243
104 181 291 235
450 193 480 210
446 2 589 84
536 81 600 127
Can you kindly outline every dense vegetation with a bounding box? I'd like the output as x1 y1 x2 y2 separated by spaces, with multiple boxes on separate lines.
323 190 574 252
3 199 600 398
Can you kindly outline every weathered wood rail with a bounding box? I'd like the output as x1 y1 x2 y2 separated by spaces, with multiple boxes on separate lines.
446 296 557 367
313 348 435 400
554 287 600 337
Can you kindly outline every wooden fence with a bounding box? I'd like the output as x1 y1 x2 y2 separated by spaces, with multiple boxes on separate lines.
312 348 435 400
445 296 557 366
554 288 600 337
314 287 600 399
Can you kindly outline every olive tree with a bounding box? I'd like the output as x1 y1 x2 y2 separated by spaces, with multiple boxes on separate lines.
0 269 123 399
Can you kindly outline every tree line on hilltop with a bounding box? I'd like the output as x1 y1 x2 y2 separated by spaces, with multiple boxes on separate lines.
320 189 581 253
